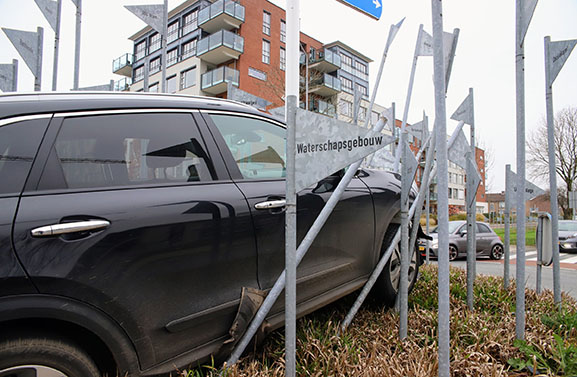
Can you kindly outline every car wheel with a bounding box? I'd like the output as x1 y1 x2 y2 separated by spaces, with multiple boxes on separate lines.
373 224 420 307
449 244 459 261
0 337 101 377
490 244 504 260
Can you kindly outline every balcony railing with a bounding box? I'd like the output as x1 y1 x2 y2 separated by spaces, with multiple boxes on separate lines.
309 73 341 97
309 99 336 117
197 29 244 65
201 66 239 95
198 0 245 34
112 53 133 77
309 49 341 73
114 77 132 91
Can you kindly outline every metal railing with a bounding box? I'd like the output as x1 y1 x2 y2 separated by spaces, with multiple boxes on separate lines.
310 73 341 91
198 0 245 26
310 99 336 116
310 49 341 68
113 77 132 91
197 29 244 56
112 53 133 73
201 66 239 90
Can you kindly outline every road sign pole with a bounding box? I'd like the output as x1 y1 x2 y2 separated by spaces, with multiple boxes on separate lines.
504 165 512 289
51 0 62 91
12 59 18 92
35 27 44 91
466 88 477 311
545 36 563 306
393 24 423 172
73 0 81 90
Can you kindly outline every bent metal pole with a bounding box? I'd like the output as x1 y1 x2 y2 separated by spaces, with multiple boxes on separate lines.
225 18 403 368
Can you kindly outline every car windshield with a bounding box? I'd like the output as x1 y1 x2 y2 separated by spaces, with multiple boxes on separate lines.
559 221 577 232
431 222 464 234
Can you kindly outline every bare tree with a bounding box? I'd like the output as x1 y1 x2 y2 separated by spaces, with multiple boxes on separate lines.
527 107 577 219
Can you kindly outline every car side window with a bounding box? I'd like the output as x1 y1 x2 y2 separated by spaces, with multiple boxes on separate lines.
49 113 213 189
0 119 48 196
477 223 492 233
209 114 286 179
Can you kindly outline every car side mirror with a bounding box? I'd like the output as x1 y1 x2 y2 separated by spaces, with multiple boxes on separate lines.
460 230 467 237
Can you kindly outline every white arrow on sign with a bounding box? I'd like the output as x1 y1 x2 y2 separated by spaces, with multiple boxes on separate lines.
373 0 381 8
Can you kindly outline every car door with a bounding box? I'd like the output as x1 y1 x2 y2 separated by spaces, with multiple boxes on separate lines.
202 112 375 317
476 223 493 253
12 111 259 368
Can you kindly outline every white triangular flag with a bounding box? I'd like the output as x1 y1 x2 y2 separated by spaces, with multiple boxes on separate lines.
125 4 166 34
385 17 405 51
507 170 546 205
229 85 272 111
448 129 470 169
34 0 58 32
2 28 41 74
295 108 394 192
0 62 16 92
467 154 482 207
547 39 577 86
451 92 474 126
417 28 434 57
519 0 538 45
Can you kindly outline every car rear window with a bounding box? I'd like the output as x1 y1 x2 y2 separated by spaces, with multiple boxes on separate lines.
0 118 48 196
48 112 214 189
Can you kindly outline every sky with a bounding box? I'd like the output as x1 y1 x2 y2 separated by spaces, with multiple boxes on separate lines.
1 0 576 192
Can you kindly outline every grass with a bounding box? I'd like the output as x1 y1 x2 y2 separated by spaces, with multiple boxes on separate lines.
494 226 536 246
179 265 577 376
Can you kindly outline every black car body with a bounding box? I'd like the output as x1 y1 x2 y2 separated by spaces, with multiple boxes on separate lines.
0 93 418 376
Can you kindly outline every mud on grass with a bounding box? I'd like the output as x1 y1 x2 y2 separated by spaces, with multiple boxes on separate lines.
181 265 577 377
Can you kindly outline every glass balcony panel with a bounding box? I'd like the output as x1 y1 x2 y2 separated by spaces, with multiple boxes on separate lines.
233 34 244 52
235 3 245 20
198 8 209 25
211 0 224 17
213 67 224 84
224 0 235 16
209 32 222 51
197 38 209 55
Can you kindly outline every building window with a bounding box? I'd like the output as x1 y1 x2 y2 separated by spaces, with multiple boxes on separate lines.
180 66 196 89
248 67 267 81
358 106 366 122
167 20 179 43
149 33 161 53
149 82 159 92
150 57 161 74
280 20 286 43
341 77 353 93
371 111 379 126
354 61 368 80
135 40 146 61
166 75 177 93
263 11 271 35
262 39 270 64
133 66 144 82
280 47 286 71
167 48 178 66
339 99 352 117
340 53 353 74
309 47 316 61
183 10 198 35
355 83 368 97
182 39 196 59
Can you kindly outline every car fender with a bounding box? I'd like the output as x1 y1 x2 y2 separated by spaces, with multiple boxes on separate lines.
0 294 140 375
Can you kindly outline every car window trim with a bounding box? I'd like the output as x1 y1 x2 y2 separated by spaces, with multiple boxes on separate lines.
0 113 53 127
52 108 200 118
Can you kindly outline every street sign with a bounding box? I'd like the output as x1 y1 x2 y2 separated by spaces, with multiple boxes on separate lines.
336 0 382 20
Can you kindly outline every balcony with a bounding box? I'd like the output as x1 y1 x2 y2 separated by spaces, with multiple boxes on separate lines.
201 66 239 95
198 0 245 34
114 77 132 91
309 98 336 117
197 29 244 65
309 49 341 73
309 73 341 97
112 53 133 77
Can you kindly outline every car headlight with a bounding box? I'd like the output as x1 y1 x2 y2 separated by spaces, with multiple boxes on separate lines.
563 243 573 249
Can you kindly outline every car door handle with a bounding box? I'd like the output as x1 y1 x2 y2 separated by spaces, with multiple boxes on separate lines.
254 199 286 210
31 220 111 237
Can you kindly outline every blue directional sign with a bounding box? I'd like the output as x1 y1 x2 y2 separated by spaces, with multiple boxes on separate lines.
337 0 382 20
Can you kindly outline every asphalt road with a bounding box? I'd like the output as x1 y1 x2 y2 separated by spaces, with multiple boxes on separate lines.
427 247 577 300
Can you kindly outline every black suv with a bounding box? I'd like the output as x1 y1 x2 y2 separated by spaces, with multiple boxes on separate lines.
0 93 418 376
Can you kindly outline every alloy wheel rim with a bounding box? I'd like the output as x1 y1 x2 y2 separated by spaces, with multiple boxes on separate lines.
0 365 67 377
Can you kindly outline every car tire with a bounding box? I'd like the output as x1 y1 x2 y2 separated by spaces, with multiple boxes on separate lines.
448 244 459 261
373 224 420 307
490 244 504 260
0 336 101 377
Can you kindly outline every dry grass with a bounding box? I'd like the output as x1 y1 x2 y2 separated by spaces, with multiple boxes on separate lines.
183 265 577 377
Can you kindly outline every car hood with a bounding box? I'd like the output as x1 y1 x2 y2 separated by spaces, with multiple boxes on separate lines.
559 230 577 240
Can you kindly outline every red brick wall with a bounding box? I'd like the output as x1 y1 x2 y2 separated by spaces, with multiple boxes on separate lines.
475 147 486 203
231 0 323 109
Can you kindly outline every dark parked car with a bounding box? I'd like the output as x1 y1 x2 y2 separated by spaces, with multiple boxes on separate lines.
558 220 577 252
422 220 504 261
0 92 421 376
